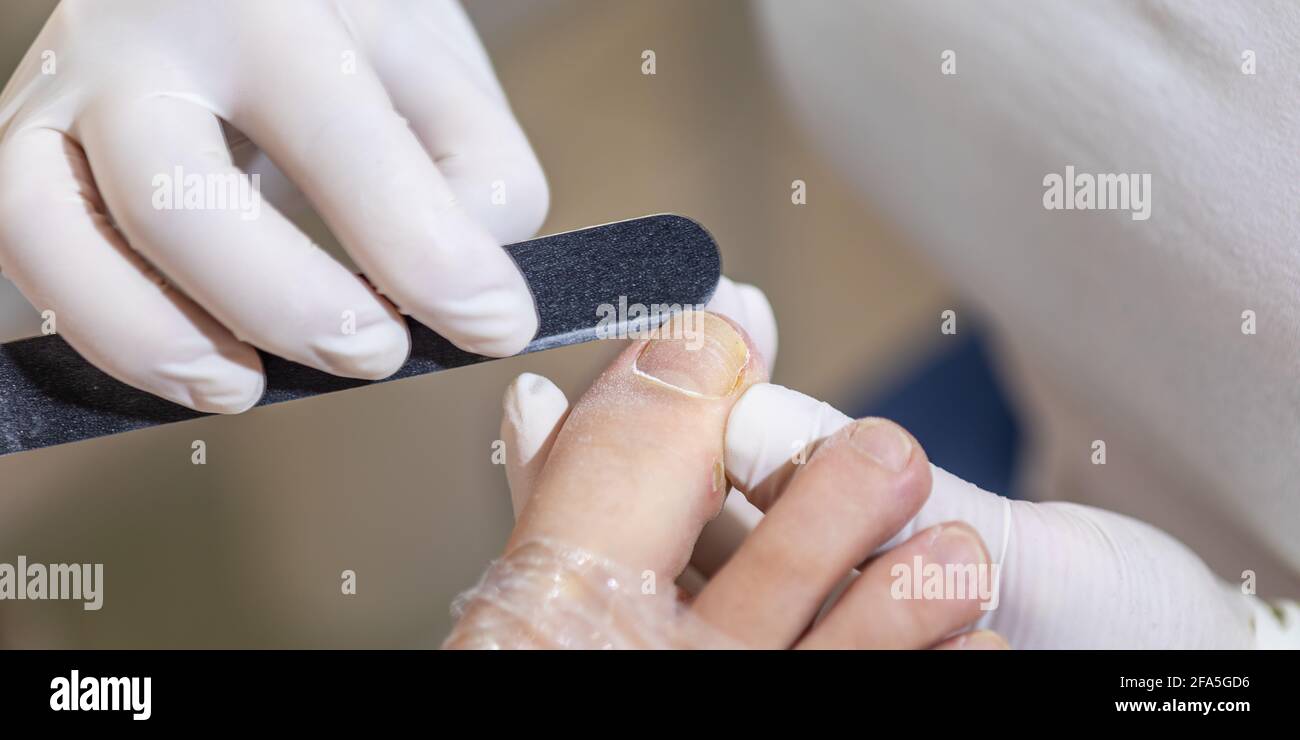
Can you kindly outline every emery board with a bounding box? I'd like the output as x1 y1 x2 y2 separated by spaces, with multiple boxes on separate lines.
0 214 721 457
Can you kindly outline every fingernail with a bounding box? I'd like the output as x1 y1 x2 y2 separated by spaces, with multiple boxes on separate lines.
928 523 988 568
846 418 912 472
633 311 748 398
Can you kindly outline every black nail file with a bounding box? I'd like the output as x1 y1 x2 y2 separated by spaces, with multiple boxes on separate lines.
0 214 721 457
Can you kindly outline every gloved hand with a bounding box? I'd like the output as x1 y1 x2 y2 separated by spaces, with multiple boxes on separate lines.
0 0 547 413
446 296 1007 650
713 383 1300 649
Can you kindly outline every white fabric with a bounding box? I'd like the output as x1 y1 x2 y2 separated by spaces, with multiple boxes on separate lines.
758 0 1300 592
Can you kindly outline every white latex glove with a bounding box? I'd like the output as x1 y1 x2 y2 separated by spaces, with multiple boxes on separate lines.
0 0 548 413
716 383 1300 649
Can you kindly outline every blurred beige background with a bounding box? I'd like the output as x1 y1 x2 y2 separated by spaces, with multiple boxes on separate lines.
0 0 950 646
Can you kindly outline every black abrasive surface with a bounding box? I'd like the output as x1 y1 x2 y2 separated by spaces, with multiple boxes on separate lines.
0 214 721 456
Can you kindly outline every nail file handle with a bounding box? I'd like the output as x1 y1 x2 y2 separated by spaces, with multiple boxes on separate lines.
0 214 721 456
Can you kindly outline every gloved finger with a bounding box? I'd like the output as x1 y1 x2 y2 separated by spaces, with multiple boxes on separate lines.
346 0 509 106
705 277 778 375
367 24 549 246
799 522 990 649
0 129 263 413
229 39 538 357
500 372 569 519
0 127 263 413
965 500 1259 649
724 384 1009 560
371 0 510 99
933 630 1011 650
692 418 930 648
506 311 768 580
725 383 857 511
79 95 411 380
